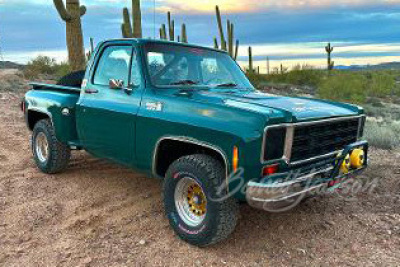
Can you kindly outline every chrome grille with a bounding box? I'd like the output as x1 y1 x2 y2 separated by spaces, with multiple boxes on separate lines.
290 117 360 162
262 116 364 164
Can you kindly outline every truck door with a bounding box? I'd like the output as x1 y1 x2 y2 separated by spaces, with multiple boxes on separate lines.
76 43 143 165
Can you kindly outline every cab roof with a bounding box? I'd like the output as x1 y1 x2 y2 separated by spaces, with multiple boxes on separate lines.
100 38 227 54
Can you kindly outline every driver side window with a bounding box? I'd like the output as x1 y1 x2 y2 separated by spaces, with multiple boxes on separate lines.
93 46 132 86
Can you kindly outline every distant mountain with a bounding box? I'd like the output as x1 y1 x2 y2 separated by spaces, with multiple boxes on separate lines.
335 62 400 71
0 61 25 70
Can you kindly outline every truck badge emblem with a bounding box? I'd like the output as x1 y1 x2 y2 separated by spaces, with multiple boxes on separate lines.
145 102 163 111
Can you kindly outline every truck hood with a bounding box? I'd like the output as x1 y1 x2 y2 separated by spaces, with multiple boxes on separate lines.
197 90 361 122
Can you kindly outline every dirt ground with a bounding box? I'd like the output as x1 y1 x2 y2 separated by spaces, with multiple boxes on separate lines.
0 73 399 266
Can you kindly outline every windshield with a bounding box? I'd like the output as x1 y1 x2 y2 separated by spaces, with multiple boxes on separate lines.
144 43 254 89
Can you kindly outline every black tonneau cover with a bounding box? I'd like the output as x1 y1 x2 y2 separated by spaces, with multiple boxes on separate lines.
30 83 81 94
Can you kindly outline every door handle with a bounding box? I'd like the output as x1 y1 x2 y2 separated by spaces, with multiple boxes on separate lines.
124 87 133 95
85 89 99 94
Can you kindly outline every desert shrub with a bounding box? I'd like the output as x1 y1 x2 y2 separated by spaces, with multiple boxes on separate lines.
248 66 398 105
366 72 395 98
364 103 400 121
284 68 322 87
0 70 27 92
24 56 71 80
318 71 397 103
248 65 322 89
366 97 384 107
364 120 400 150
264 65 322 86
247 73 266 88
54 62 72 78
317 72 367 103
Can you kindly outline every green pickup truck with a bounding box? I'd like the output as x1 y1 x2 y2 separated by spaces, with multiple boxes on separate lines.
22 39 368 246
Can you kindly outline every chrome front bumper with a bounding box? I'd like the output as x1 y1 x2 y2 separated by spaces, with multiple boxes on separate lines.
246 141 369 210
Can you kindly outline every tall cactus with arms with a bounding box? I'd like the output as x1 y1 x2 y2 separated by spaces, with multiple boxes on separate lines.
121 0 142 38
325 42 334 71
214 5 239 60
53 0 86 71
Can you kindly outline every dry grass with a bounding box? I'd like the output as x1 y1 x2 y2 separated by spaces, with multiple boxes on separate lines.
0 70 28 92
364 119 400 150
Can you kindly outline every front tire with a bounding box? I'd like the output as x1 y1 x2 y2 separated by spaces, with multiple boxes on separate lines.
32 119 71 174
163 154 239 247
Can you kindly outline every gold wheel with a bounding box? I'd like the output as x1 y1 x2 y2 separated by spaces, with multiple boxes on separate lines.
175 177 207 227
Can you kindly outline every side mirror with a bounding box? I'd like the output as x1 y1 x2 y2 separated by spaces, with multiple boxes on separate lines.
109 79 124 90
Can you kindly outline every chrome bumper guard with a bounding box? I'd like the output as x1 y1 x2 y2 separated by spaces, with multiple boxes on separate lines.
246 141 369 209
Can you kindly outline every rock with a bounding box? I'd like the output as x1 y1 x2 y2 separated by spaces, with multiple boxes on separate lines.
321 223 329 230
350 243 360 254
138 239 146 245
326 220 336 226
83 257 92 266
16 247 24 254
296 248 306 255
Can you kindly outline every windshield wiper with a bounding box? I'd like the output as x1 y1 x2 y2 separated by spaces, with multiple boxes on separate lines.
215 83 238 88
170 80 199 86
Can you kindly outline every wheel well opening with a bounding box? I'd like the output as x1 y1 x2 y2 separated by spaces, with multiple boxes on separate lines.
154 139 226 178
28 111 50 130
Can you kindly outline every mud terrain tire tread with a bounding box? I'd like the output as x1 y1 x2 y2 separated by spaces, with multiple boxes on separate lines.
32 119 70 174
163 154 239 247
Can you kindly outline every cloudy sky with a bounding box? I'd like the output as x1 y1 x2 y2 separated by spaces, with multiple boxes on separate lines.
0 0 399 70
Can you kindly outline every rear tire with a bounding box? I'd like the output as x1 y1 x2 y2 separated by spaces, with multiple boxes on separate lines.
32 119 71 174
163 154 239 247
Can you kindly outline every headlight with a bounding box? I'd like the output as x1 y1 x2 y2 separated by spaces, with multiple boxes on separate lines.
262 126 286 161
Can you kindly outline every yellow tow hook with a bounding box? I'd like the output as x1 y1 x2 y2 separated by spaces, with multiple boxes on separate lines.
350 149 365 169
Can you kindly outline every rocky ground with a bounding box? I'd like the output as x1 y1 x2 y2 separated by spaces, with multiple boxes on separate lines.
0 70 399 266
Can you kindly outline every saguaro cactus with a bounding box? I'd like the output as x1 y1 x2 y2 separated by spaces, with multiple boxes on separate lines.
53 0 86 71
215 6 226 51
214 5 239 60
121 0 142 38
86 37 95 61
159 12 187 43
213 37 219 49
167 11 175 41
325 42 334 71
248 46 254 74
159 24 167 40
181 24 187 43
